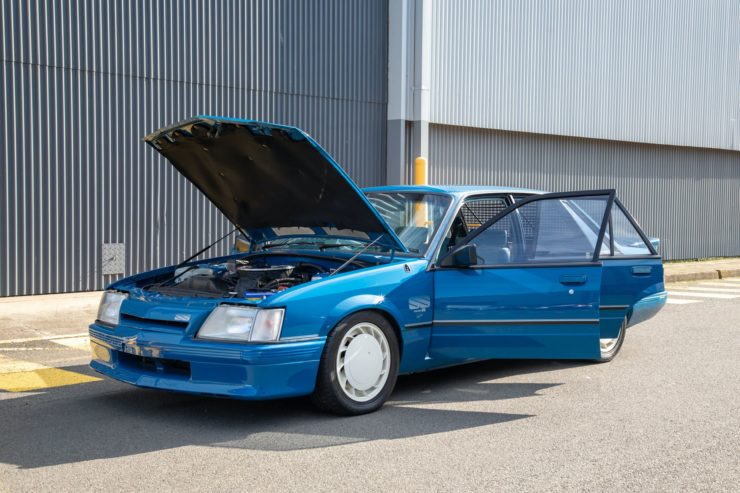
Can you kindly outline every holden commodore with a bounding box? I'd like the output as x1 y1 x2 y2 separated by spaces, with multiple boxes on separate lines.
89 116 667 415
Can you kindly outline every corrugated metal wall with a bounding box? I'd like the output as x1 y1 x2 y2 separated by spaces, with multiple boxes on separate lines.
430 0 740 151
428 124 740 261
0 0 388 297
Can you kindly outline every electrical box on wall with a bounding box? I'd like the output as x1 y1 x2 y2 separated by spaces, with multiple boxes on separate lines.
101 243 126 275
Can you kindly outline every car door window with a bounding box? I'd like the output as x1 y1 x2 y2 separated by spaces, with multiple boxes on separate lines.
472 195 610 265
605 204 652 256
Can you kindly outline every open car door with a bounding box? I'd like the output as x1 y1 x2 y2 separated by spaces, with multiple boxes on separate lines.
431 190 615 362
597 198 664 339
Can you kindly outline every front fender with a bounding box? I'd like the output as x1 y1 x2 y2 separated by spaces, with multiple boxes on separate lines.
266 259 432 336
264 259 434 373
329 295 408 333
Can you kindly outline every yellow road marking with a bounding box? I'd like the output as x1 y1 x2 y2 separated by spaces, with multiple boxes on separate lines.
0 368 101 392
0 354 100 392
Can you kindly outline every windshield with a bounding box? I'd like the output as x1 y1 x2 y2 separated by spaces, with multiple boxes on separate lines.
365 192 452 254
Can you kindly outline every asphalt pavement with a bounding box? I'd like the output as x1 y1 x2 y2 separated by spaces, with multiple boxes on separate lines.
0 279 738 492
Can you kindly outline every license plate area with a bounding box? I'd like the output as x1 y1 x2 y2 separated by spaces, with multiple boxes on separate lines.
118 352 191 377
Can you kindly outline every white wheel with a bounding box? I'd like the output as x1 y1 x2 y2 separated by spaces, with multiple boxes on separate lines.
600 337 619 354
598 318 626 362
312 311 399 415
335 322 390 402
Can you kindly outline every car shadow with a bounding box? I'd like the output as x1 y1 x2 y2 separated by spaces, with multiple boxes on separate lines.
0 359 585 468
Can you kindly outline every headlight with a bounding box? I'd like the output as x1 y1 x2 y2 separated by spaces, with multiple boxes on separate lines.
197 306 285 342
97 291 128 325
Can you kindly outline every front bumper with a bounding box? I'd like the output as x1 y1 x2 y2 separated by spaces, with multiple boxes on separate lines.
89 324 325 400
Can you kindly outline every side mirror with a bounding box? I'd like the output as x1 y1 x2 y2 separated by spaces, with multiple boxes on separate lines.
648 237 660 250
439 244 478 268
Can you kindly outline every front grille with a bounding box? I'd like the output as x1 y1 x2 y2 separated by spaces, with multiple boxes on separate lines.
120 313 189 329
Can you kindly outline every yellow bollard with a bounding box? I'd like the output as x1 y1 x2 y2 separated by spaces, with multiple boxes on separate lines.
414 157 428 186
413 157 428 226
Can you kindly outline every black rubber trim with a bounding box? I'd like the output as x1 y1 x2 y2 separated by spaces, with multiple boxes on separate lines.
433 261 602 270
432 319 599 326
404 321 433 329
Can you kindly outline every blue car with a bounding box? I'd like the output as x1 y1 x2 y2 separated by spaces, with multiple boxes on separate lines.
89 116 667 415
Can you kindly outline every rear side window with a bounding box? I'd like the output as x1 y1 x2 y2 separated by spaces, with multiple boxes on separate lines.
608 205 652 256
460 197 508 231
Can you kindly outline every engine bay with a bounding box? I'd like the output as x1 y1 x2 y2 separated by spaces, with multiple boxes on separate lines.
145 256 353 300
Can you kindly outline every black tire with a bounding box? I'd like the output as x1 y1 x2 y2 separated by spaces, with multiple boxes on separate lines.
311 311 400 416
597 317 627 362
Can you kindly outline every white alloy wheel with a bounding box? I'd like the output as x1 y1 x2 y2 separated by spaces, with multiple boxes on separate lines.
335 322 390 402
600 336 619 354
598 317 626 362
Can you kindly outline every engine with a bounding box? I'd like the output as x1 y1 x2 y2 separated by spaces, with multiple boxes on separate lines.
147 259 328 299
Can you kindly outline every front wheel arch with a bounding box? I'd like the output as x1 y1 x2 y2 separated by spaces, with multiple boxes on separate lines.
342 307 404 359
311 310 401 415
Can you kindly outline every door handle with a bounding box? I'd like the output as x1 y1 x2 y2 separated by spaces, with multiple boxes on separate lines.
631 266 652 276
559 275 587 286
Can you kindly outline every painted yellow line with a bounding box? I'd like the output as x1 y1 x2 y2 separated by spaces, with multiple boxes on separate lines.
0 368 101 392
0 354 100 392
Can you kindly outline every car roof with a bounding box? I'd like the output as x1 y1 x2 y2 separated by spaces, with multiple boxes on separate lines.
362 184 546 197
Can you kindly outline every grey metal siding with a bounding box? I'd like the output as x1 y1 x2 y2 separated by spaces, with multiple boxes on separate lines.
430 0 740 151
1 0 388 297
429 124 740 261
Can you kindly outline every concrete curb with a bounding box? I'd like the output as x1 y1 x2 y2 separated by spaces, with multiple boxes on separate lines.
718 268 740 279
665 268 740 284
664 271 718 283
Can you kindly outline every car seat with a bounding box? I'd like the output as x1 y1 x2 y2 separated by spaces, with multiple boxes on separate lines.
440 215 469 253
476 229 511 264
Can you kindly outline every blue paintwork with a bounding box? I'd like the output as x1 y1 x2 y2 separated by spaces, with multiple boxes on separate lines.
600 258 665 337
432 264 603 361
90 139 666 400
89 325 325 399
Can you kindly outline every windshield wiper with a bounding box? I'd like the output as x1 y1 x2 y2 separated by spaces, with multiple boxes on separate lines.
318 243 364 251
259 241 317 250
259 241 370 252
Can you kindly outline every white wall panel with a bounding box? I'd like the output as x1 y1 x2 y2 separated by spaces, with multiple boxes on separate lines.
430 0 740 151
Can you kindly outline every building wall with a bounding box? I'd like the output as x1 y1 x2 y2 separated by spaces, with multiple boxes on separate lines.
2 1 738 296
0 0 389 296
430 0 740 151
428 124 740 261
